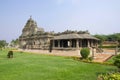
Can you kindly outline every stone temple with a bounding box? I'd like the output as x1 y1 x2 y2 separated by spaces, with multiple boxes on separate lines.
19 17 99 51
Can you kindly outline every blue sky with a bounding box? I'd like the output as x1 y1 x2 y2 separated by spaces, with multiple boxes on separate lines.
0 0 120 42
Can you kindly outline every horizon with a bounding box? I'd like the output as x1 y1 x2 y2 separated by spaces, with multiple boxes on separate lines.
0 0 120 42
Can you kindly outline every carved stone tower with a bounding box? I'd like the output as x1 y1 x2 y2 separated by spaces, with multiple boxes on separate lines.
19 17 53 49
21 16 39 36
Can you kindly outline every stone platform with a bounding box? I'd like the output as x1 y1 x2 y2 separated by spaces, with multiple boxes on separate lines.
19 49 115 62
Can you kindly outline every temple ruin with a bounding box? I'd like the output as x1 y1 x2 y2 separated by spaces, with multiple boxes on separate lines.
19 17 99 50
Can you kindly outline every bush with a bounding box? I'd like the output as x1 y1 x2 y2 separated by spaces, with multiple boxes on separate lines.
98 46 116 48
80 48 90 59
114 54 120 69
88 57 93 61
7 51 13 58
98 72 120 80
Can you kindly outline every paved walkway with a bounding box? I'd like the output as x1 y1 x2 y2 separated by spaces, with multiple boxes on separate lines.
19 49 115 62
93 53 114 62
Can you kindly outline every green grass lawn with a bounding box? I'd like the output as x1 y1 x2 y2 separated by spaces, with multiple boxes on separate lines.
0 50 117 80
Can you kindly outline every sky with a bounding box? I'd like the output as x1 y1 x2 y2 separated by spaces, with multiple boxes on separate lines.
0 0 120 42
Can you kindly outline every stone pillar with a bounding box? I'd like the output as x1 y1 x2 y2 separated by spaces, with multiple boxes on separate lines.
71 40 73 47
61 40 63 47
87 40 90 47
58 40 60 47
52 40 55 48
92 46 96 58
76 39 79 48
92 47 94 58
70 40 72 48
96 40 99 47
80 39 82 47
79 39 82 48
73 40 76 47
68 40 70 47
91 40 93 47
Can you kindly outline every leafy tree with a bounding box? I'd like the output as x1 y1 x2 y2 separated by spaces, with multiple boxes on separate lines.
94 35 106 41
114 33 120 46
107 33 120 46
94 33 120 46
0 40 8 49
10 39 19 47
94 34 107 47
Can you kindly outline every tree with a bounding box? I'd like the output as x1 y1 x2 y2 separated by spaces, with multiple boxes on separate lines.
10 39 19 47
0 40 8 49
114 33 120 46
94 34 107 47
94 33 120 47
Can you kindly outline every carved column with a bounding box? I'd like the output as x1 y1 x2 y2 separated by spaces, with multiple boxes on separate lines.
52 40 55 48
87 39 90 47
76 39 79 48
70 40 72 48
79 39 82 48
91 40 93 47
58 40 60 47
61 40 63 47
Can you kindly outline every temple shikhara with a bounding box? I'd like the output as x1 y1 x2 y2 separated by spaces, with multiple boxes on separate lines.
19 17 99 50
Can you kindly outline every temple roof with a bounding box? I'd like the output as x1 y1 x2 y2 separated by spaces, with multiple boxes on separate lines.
79 34 99 40
53 33 99 40
54 33 82 40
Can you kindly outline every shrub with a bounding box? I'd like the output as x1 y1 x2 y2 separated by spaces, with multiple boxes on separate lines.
71 56 80 61
98 72 120 80
7 51 13 58
80 48 90 59
88 57 93 61
98 46 116 48
114 54 120 71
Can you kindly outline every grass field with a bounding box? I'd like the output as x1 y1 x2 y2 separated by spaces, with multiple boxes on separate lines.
0 50 117 80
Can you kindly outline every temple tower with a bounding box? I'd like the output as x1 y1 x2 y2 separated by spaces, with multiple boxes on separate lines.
21 16 40 36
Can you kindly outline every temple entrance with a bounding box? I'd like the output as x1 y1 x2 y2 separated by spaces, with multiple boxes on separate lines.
60 40 68 47
53 39 78 48
54 40 58 47
82 39 88 47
